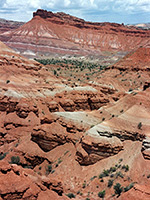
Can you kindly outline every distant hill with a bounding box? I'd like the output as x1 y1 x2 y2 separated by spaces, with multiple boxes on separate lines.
127 23 150 30
0 9 150 58
0 18 24 34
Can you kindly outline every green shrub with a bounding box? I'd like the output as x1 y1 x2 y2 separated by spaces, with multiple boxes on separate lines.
114 183 123 196
137 122 142 129
108 179 114 188
110 167 117 172
46 165 52 174
90 175 97 181
122 165 129 172
116 171 124 178
103 169 109 176
82 182 86 188
124 183 134 192
0 152 7 160
11 156 20 164
98 190 105 198
66 193 76 198
53 70 57 75
99 173 104 179
119 158 123 163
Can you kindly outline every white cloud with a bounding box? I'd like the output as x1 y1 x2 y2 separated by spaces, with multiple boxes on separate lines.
0 0 149 23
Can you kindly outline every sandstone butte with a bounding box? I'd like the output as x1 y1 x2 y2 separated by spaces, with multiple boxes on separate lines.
0 9 150 57
0 10 150 200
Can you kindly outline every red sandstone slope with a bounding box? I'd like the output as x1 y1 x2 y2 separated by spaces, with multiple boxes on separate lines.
0 9 150 57
1 41 150 199
112 47 150 70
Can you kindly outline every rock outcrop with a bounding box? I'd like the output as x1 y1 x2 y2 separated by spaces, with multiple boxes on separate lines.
75 134 123 165
31 123 72 152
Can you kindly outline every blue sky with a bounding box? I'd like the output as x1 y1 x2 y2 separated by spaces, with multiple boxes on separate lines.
0 0 150 24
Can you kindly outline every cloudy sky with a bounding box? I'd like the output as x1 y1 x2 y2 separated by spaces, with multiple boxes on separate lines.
0 0 150 24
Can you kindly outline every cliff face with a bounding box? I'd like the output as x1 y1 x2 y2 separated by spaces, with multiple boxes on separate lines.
0 9 150 57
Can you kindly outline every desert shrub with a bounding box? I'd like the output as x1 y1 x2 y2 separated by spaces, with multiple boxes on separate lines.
98 190 105 198
46 165 52 174
103 169 109 176
51 169 55 174
137 122 142 129
147 174 150 178
124 183 134 192
108 179 114 188
116 171 124 178
110 167 117 172
82 181 86 188
66 193 76 198
58 158 62 164
122 165 129 172
11 156 20 164
53 70 57 75
90 175 97 181
0 152 7 160
6 80 10 84
114 183 123 196
110 174 115 178
99 173 104 179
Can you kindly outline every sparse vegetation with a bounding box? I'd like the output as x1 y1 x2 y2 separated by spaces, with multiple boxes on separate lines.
34 57 107 83
66 193 76 198
116 171 124 178
98 190 105 198
82 180 86 188
0 152 7 160
90 175 97 181
114 183 123 196
124 183 134 192
46 164 52 174
6 80 10 84
108 179 114 188
122 165 129 172
137 122 142 129
10 156 20 164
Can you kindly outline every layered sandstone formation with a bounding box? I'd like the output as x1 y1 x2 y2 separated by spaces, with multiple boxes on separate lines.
0 38 150 199
0 9 150 57
0 18 24 34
